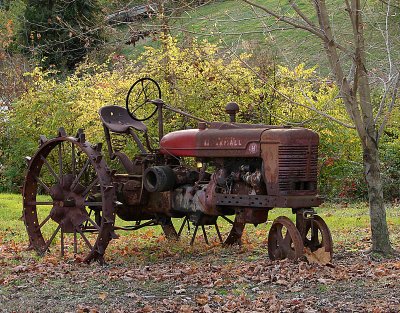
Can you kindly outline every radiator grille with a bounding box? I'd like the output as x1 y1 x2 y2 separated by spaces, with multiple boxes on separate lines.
278 145 318 192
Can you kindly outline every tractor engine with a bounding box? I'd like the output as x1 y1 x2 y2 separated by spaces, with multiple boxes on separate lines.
140 120 321 225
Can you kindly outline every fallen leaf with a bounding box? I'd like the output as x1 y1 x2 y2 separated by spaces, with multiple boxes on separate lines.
276 279 289 286
174 288 186 294
196 293 209 305
11 265 28 273
179 305 193 313
98 292 107 301
304 247 331 265
126 292 140 299
317 278 334 284
203 304 213 313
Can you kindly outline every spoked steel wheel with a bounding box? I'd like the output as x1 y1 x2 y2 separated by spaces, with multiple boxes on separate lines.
268 216 304 260
175 214 245 246
23 129 116 263
303 215 333 259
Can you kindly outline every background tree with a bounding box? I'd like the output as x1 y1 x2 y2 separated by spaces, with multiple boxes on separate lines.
21 0 105 70
240 0 400 255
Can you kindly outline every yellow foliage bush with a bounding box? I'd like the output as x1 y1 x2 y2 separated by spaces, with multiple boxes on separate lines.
2 36 361 195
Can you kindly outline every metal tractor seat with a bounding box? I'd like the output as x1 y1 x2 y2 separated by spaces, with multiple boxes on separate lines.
99 106 151 174
99 105 147 133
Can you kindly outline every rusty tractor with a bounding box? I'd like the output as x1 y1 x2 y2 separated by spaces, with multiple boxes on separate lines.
22 77 333 263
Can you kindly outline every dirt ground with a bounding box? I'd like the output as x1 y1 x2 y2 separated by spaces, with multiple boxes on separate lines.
1 241 399 313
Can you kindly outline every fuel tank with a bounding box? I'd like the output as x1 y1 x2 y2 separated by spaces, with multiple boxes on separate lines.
159 122 305 158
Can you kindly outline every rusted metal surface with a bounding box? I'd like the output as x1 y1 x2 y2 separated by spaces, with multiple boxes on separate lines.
296 210 333 260
160 127 264 158
23 77 330 263
215 194 321 209
261 128 319 196
268 216 304 260
23 130 115 264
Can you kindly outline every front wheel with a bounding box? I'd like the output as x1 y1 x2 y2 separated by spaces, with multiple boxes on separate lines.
268 216 304 260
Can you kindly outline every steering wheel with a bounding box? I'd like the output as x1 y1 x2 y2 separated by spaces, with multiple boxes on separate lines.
126 77 162 121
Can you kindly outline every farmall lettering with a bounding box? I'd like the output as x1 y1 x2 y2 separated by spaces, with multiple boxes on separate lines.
22 77 332 264
204 136 244 148
216 136 242 147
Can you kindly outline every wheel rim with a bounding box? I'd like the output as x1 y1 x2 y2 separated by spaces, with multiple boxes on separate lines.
268 216 304 260
304 215 333 255
23 131 115 263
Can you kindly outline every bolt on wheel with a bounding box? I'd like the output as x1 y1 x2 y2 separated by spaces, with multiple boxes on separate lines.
22 130 116 263
268 216 304 260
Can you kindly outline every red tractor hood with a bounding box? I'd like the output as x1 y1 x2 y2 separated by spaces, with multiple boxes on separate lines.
160 127 263 157
160 123 315 158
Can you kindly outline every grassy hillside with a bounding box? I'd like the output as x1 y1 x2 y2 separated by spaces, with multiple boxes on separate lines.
122 0 398 77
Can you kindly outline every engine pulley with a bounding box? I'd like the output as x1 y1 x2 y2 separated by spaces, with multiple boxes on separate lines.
143 166 176 192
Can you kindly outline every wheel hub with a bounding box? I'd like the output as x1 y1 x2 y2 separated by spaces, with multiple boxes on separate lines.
49 174 89 233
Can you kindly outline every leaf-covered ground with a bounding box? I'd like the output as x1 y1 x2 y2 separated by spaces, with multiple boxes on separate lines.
1 237 400 313
1 195 400 312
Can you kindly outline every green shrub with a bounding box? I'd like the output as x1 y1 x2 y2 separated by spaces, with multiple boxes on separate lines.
1 36 363 198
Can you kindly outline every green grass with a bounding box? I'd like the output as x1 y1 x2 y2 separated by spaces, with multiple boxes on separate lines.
0 193 25 242
1 193 400 256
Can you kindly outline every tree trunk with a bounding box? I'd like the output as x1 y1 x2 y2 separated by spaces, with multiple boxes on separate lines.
363 135 392 254
241 0 394 255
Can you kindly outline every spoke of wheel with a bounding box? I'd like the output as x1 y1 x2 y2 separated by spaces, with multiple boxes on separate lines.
82 177 99 197
71 158 90 190
38 214 52 229
142 81 150 99
221 215 234 225
215 223 223 243
84 209 93 228
280 230 292 256
41 155 59 183
73 230 77 254
77 228 93 250
84 202 102 207
178 216 188 237
276 228 285 247
60 229 64 257
42 224 61 253
33 175 51 194
312 223 319 243
71 143 76 177
58 143 63 182
133 102 147 115
283 230 291 246
190 225 199 246
87 217 100 231
134 80 146 102
201 225 209 245
27 201 54 206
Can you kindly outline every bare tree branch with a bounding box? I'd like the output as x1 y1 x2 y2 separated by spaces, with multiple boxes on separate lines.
289 0 318 29
242 0 325 40
378 72 400 140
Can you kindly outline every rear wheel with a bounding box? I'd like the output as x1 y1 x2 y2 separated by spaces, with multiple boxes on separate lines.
23 129 116 263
